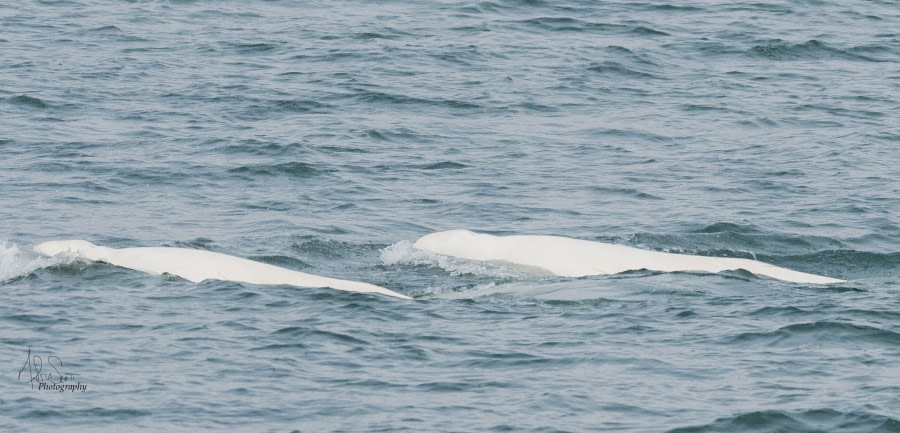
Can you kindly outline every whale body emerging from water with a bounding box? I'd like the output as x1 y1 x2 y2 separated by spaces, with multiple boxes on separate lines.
33 240 411 299
413 229 844 284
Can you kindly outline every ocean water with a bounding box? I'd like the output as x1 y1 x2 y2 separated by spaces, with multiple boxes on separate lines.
2 0 899 431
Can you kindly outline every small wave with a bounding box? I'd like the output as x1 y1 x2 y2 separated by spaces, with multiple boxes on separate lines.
0 241 70 283
363 128 436 143
629 226 861 277
420 161 467 170
221 41 282 54
166 238 216 250
588 61 660 79
17 407 151 421
353 90 482 109
241 99 333 116
6 95 48 109
515 17 669 36
669 409 900 433
693 222 762 234
290 237 361 259
90 25 122 33
751 39 883 62
228 161 326 179
591 186 662 200
728 321 900 347
774 250 900 280
353 32 395 40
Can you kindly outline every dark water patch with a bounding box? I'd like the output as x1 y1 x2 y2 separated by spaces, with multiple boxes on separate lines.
84 24 148 42
228 161 326 179
509 101 559 112
650 4 703 12
631 25 670 36
235 291 260 300
456 350 553 368
354 32 394 40
2 314 70 325
681 103 725 113
789 102 886 120
248 255 311 270
729 321 900 347
417 380 512 392
271 327 369 346
41 259 108 277
15 406 152 425
541 298 642 308
249 343 309 352
669 409 900 433
720 3 794 13
6 95 48 109
515 16 585 32
582 127 671 145
167 238 216 250
115 167 195 186
250 99 333 115
240 200 292 211
591 186 662 200
214 139 307 156
31 0 83 6
770 250 900 280
35 116 66 122
362 128 435 143
221 41 282 54
751 40 883 62
694 223 762 235
75 407 152 419
420 161 467 170
90 25 121 32
674 310 697 319
316 145 370 154
289 237 367 259
353 90 482 110
748 306 812 318
628 233 835 260
692 41 748 58
588 61 660 79
844 308 900 322
803 284 867 293
89 323 144 331
629 224 851 261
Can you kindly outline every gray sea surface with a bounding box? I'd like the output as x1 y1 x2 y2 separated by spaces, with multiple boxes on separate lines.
2 0 899 431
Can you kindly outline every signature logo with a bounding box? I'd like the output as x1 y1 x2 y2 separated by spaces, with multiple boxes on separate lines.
17 349 86 392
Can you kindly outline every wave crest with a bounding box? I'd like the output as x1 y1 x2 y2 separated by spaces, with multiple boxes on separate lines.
0 241 70 283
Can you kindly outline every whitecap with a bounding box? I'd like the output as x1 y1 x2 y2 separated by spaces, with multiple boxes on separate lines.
0 240 71 283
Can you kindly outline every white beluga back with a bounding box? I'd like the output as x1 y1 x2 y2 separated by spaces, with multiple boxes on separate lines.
413 229 844 284
34 240 411 299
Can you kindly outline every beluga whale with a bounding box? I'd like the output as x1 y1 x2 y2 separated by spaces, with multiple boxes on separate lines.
412 229 844 284
34 240 411 299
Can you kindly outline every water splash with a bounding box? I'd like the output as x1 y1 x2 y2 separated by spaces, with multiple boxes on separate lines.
0 240 72 283
380 240 548 280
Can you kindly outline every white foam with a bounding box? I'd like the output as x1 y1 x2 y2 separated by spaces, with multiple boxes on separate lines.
380 240 548 280
0 240 71 283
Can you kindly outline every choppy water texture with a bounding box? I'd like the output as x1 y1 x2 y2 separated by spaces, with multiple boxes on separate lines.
2 0 899 431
